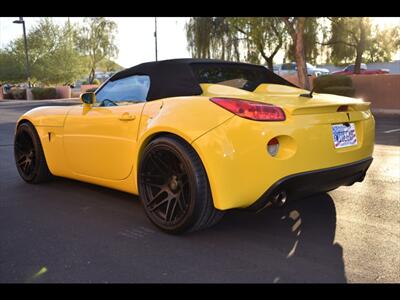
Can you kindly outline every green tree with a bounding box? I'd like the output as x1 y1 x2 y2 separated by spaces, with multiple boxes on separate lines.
0 50 26 84
186 17 288 69
320 18 399 72
186 17 240 61
285 18 320 64
31 18 86 85
281 17 310 90
227 17 287 70
322 17 372 73
1 18 86 86
77 17 119 83
364 25 400 63
98 58 124 72
186 17 212 59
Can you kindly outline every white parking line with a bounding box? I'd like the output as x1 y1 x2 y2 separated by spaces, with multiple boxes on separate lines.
384 128 400 134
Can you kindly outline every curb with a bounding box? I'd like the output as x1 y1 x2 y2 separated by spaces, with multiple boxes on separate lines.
0 98 80 105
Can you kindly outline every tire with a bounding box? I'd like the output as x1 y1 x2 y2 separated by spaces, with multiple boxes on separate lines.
14 122 53 183
138 135 224 234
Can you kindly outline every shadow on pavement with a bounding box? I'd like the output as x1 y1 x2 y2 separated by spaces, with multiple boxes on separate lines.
0 171 347 283
201 193 347 283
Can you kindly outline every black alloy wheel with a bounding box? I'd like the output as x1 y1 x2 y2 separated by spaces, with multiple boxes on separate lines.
14 122 52 183
138 136 223 234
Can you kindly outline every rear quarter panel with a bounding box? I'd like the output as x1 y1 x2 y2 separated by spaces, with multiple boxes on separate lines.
192 110 375 210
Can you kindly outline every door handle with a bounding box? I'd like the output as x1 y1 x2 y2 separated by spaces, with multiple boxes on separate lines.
119 112 136 121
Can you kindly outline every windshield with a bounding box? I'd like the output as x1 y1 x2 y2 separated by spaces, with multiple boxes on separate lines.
190 63 287 91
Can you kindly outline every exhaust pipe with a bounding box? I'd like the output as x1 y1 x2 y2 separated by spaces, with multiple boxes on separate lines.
271 190 287 207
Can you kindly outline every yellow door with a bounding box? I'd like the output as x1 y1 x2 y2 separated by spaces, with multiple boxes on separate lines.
63 103 145 180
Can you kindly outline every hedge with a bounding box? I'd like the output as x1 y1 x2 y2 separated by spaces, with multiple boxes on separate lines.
6 88 27 100
82 79 100 85
322 86 355 97
314 75 355 97
31 87 57 100
314 75 352 91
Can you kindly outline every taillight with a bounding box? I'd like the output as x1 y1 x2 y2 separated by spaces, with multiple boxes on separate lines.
210 98 286 121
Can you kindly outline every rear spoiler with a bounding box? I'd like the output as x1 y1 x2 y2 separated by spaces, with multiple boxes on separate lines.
290 102 371 116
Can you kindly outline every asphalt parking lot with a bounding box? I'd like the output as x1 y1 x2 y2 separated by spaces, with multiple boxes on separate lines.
0 100 399 283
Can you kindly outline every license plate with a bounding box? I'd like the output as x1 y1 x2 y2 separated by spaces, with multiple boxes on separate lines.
332 123 357 148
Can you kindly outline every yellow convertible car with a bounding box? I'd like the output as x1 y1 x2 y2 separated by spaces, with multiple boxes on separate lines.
14 59 374 233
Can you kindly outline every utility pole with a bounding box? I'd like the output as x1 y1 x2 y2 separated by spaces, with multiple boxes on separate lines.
13 17 31 89
154 17 158 61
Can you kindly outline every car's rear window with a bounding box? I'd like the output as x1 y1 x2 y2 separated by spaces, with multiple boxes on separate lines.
189 63 273 91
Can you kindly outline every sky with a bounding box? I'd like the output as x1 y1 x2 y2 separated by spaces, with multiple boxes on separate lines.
0 17 191 68
0 17 399 68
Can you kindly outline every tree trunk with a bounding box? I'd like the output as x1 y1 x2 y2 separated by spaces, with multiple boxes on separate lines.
266 58 274 71
88 67 95 84
354 18 366 74
258 44 274 71
354 50 363 74
259 49 274 70
294 18 310 90
234 41 240 61
221 41 225 60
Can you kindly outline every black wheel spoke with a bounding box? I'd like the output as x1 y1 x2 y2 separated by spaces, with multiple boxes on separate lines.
149 196 170 212
146 188 167 207
175 192 185 213
17 155 26 166
20 160 27 171
167 196 179 222
164 196 173 221
25 160 32 172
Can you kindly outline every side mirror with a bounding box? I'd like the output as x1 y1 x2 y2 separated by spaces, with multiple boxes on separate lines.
80 92 96 105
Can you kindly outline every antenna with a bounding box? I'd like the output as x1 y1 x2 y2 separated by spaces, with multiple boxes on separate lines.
154 17 158 61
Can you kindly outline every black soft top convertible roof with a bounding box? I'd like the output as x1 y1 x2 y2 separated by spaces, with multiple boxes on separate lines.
110 58 296 101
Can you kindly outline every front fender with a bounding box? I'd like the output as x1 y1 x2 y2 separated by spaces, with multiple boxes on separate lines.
17 106 73 127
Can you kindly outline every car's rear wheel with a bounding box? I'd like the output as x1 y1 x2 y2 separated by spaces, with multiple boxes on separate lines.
138 136 224 234
14 122 53 183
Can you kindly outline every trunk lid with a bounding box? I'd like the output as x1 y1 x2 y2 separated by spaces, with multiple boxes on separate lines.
200 83 370 117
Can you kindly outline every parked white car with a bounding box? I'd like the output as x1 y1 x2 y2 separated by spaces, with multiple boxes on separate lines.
275 62 330 77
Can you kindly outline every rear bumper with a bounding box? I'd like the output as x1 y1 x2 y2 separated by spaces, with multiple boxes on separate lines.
247 157 373 211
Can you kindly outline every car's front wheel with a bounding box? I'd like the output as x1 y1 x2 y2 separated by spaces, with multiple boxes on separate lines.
14 122 53 183
138 136 224 234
